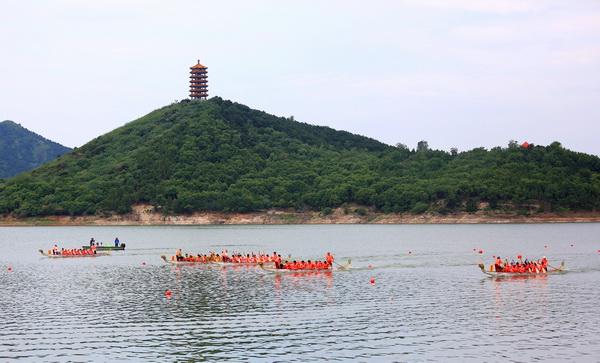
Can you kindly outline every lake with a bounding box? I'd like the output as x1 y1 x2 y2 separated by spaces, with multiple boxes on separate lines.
1 224 600 362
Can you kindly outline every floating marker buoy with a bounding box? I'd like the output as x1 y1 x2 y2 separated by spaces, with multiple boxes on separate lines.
142 262 146 265
370 279 375 284
518 255 522 259
7 267 12 271
368 265 372 268
492 255 496 258
544 245 548 248
473 249 477 251
570 244 574 247
390 296 394 301
166 290 172 296
408 251 412 254
478 250 483 254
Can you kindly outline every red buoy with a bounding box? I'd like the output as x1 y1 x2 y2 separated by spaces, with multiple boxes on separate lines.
7 267 12 271
544 245 548 248
368 265 372 268
142 262 146 265
370 279 375 284
408 251 412 254
166 290 172 296
478 250 483 254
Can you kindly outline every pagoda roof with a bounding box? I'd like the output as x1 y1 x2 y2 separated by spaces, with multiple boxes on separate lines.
190 60 207 69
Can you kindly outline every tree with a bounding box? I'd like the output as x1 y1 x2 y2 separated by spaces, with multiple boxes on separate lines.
417 140 429 152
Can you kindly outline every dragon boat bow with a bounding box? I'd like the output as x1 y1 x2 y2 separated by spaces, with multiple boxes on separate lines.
161 255 211 264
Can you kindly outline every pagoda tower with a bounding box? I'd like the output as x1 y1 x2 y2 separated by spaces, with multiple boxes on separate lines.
189 60 208 100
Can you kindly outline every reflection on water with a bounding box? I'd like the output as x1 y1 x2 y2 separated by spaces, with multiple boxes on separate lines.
1 224 600 362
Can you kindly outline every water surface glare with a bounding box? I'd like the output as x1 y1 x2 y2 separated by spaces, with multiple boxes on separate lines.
1 224 600 362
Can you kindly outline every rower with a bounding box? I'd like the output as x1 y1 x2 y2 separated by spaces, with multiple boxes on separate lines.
52 245 58 255
176 249 183 261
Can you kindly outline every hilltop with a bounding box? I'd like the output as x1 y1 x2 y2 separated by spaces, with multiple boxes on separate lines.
0 120 72 178
0 97 599 223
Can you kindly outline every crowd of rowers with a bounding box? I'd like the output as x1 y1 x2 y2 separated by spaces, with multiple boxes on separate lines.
175 250 336 269
494 255 549 273
50 245 97 255
174 250 277 263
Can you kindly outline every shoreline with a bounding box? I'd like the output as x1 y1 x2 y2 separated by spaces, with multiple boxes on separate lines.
1 205 600 226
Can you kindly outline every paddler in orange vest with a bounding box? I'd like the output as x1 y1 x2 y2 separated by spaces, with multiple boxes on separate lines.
494 256 503 272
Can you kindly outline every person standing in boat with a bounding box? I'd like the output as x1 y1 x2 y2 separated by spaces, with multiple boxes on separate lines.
494 256 503 272
90 238 96 247
115 237 120 247
325 252 334 267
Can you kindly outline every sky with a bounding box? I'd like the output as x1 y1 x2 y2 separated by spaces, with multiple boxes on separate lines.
1 0 600 156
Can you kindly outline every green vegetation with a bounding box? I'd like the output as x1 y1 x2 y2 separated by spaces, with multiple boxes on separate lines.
0 97 599 218
0 120 72 178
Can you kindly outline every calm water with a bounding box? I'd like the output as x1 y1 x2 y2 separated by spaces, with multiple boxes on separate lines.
1 224 600 362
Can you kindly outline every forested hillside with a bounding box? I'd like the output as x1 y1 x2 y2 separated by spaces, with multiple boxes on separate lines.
0 121 72 178
0 97 599 218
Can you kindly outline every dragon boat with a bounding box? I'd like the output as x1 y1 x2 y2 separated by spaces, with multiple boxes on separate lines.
82 244 126 251
258 260 351 273
161 255 211 264
478 261 565 277
39 249 110 257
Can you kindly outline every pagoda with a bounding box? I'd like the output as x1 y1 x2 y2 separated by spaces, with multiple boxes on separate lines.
189 60 208 100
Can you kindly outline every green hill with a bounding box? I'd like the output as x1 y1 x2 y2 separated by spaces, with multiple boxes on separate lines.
1 97 599 218
0 120 72 178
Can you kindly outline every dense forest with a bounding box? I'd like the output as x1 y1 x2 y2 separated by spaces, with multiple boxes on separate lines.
0 120 72 178
0 97 599 218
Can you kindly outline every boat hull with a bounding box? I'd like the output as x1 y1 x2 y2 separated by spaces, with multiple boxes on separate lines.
82 244 125 250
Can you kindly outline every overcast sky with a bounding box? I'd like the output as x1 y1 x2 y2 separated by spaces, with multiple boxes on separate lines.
2 0 599 156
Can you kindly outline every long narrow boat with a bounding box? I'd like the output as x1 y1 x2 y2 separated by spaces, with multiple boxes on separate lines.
258 260 351 273
161 255 211 265
82 244 126 251
478 262 565 277
39 249 110 257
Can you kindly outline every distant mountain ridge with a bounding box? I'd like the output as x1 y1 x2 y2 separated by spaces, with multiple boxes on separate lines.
0 120 73 178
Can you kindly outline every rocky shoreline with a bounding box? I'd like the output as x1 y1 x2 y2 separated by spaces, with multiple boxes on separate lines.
1 204 599 226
